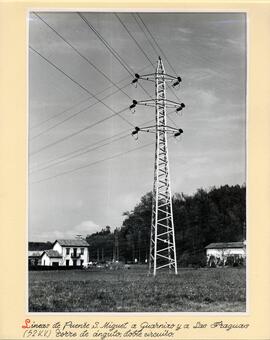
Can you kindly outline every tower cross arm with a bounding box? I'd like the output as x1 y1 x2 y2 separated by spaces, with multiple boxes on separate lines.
132 72 182 84
132 98 185 109
132 125 183 137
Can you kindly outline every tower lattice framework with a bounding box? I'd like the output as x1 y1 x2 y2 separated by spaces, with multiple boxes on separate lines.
149 58 177 275
130 57 184 276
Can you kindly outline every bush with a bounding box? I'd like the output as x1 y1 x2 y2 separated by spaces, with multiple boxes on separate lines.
207 255 217 268
225 255 245 267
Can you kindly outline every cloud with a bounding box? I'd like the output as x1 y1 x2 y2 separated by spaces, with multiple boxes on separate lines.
199 90 218 107
188 67 217 81
207 19 244 25
74 220 101 234
185 89 218 111
30 220 101 242
177 27 192 34
225 38 245 51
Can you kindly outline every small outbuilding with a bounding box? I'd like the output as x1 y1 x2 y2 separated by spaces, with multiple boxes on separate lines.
41 249 62 267
28 250 43 266
205 241 246 267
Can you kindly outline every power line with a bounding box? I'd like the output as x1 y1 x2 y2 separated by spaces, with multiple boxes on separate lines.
30 47 133 141
136 13 178 76
131 13 203 78
78 12 153 100
30 67 155 165
78 12 134 77
113 13 177 127
29 15 180 161
30 129 129 171
30 82 131 140
34 12 133 101
136 14 237 90
114 13 154 68
30 107 178 173
133 13 183 105
131 13 160 57
30 63 151 131
132 13 195 72
30 95 92 130
30 133 130 174
31 141 154 185
30 106 129 156
29 46 94 97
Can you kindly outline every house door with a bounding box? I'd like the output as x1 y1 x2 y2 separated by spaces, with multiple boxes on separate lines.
66 260 69 266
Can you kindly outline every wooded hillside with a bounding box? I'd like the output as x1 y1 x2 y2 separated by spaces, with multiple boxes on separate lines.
86 184 246 266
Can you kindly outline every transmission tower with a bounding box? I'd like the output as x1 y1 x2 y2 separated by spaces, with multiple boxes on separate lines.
130 57 185 276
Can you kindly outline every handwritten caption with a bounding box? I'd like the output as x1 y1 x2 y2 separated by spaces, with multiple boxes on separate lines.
22 319 250 339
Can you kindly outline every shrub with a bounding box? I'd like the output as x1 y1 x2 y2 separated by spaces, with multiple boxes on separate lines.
225 255 245 267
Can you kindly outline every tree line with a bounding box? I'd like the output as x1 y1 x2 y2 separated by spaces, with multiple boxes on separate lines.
86 184 246 266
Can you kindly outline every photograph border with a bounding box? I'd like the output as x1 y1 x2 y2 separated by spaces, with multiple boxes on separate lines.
26 7 248 316
1 1 270 339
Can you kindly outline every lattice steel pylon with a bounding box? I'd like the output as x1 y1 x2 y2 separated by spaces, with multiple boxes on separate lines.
149 57 177 275
130 57 185 276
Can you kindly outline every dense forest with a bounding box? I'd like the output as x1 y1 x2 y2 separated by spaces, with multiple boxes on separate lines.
29 241 53 251
86 184 246 266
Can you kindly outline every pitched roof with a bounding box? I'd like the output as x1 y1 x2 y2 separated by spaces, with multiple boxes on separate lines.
205 242 244 249
28 250 43 257
54 239 89 247
42 250 62 258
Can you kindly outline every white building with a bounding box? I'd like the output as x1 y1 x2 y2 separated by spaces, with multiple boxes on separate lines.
41 249 62 267
205 241 246 266
40 239 89 267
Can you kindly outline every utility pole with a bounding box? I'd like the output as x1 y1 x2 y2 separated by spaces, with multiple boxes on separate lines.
115 229 119 261
113 229 119 262
101 248 104 262
131 57 185 276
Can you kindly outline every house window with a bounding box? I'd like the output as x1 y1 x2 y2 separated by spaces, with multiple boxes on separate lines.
80 248 84 255
66 248 70 255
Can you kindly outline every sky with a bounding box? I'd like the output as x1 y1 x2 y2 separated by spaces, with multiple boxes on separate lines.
28 12 246 242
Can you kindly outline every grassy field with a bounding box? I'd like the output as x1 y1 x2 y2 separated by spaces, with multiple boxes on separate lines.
28 267 246 312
